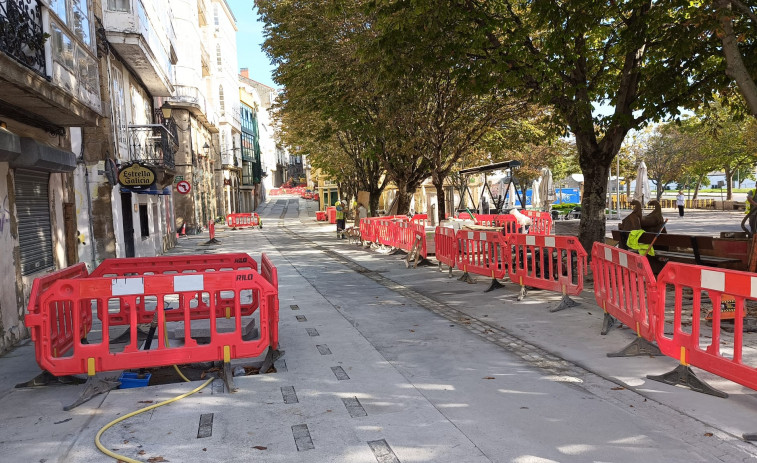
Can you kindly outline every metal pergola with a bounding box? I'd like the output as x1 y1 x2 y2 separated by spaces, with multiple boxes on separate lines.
456 160 525 213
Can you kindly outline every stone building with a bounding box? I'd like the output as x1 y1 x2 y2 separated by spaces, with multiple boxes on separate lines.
0 0 102 353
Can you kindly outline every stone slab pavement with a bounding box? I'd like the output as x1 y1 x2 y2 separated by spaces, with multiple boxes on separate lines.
0 195 756 462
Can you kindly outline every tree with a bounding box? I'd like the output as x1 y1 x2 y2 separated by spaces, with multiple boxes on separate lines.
641 125 689 200
369 0 730 251
714 0 757 117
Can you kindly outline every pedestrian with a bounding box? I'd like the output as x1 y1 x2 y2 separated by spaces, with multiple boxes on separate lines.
335 200 346 238
358 202 367 220
746 188 757 236
676 190 685 217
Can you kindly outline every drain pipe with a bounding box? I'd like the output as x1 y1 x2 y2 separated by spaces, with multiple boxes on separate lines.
80 145 97 272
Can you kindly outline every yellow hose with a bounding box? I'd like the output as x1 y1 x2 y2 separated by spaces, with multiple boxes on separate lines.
95 377 215 463
163 320 192 383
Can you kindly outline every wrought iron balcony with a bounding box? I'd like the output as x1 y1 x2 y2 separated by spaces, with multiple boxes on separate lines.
0 0 46 77
127 123 178 170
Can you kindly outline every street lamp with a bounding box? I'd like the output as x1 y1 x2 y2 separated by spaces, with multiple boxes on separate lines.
203 142 210 157
160 102 173 119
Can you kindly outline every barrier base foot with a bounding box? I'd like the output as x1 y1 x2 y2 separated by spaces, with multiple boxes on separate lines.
15 370 86 388
259 348 284 375
550 295 580 313
63 376 121 411
607 337 661 358
220 362 237 393
202 238 221 245
743 433 757 441
647 365 728 398
601 313 616 335
517 285 528 301
458 272 476 284
484 279 505 293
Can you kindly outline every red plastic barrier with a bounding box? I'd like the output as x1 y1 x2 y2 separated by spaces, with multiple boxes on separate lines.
91 254 259 324
327 206 336 224
412 222 427 259
209 221 216 241
226 213 261 229
522 210 553 235
27 263 92 359
260 253 279 350
507 234 587 308
411 214 428 227
25 269 278 376
435 226 457 272
458 212 473 220
360 217 377 243
456 229 508 280
395 220 416 252
494 215 519 235
592 243 658 342
654 263 757 392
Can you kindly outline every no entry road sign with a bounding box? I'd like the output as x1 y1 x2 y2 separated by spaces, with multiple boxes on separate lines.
176 180 191 194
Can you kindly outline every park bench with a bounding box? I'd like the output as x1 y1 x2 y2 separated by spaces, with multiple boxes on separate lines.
611 230 743 268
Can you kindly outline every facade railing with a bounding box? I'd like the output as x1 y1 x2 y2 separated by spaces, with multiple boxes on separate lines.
127 123 178 170
0 0 46 77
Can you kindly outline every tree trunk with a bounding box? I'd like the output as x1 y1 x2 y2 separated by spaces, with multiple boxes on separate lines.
578 159 612 254
369 191 381 217
693 173 705 200
725 168 734 200
717 0 757 118
394 185 413 215
434 180 446 224
655 180 664 201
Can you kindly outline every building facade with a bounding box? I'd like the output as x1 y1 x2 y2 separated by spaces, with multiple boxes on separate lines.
0 0 103 353
239 83 263 212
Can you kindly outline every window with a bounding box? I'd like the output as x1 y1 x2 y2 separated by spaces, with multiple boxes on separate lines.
216 44 222 69
218 86 225 115
71 0 90 46
214 4 219 26
51 23 75 69
111 66 127 153
139 204 149 237
107 0 130 12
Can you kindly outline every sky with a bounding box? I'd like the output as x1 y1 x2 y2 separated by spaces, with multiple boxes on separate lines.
227 0 278 88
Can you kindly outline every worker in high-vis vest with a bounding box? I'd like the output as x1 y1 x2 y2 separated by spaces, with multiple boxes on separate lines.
745 188 757 236
336 200 346 239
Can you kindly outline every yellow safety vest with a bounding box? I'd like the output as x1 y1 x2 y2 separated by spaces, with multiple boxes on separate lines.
626 229 655 257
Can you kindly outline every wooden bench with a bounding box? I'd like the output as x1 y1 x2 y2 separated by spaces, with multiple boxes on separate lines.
610 230 743 268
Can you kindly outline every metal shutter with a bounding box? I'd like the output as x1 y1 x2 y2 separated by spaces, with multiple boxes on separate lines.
14 168 53 275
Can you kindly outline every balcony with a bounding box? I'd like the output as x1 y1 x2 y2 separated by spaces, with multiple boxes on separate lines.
104 0 174 96
168 85 207 115
200 42 210 77
0 0 101 130
127 122 178 186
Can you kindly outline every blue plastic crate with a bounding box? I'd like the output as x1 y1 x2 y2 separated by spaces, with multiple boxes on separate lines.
119 372 151 389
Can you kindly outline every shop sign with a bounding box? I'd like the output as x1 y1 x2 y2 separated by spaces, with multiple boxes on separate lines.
118 162 156 191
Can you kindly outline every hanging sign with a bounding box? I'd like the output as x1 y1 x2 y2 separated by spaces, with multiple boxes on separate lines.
118 162 156 192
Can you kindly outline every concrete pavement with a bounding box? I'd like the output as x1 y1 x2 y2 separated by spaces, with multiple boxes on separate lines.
1 196 756 462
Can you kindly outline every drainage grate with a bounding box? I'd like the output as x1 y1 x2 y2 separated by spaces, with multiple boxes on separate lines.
331 366 350 380
306 328 319 337
316 345 332 355
197 413 214 438
296 315 307 322
368 439 400 463
342 397 367 418
281 386 298 404
292 424 315 451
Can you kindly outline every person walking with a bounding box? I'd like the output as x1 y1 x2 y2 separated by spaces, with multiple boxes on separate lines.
676 190 685 217
745 188 757 236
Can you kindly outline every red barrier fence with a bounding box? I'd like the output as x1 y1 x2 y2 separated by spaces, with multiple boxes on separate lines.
27 263 92 360
412 222 427 260
456 229 508 290
650 263 757 396
508 234 587 311
522 210 553 235
395 220 416 253
360 217 377 244
435 226 457 274
494 215 519 235
591 243 661 356
260 253 280 351
226 213 261 229
209 221 216 241
91 254 259 324
25 269 278 377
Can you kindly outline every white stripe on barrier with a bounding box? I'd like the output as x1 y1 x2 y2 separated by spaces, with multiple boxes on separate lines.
468 232 474 239
544 236 554 248
604 247 613 262
480 232 486 240
526 235 536 246
619 252 628 268
751 277 757 299
701 269 725 292
174 274 204 292
112 278 145 296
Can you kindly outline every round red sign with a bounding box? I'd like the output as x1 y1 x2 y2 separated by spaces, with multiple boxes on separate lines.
176 180 191 194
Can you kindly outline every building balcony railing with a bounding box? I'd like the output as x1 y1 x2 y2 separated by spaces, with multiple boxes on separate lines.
169 85 207 113
0 0 46 78
127 123 178 170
